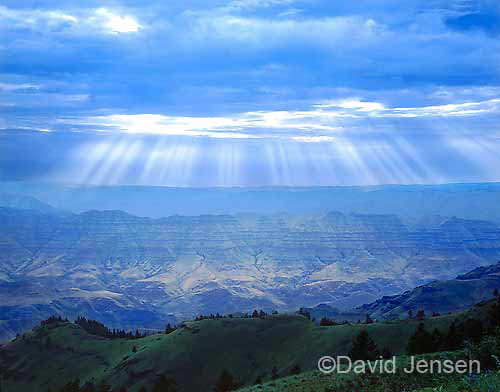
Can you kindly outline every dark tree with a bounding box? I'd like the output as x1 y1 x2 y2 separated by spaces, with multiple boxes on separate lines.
407 323 435 354
460 318 483 344
416 310 426 321
494 288 499 297
254 376 262 385
165 323 175 334
364 314 374 324
443 321 462 351
349 330 379 361
320 317 337 327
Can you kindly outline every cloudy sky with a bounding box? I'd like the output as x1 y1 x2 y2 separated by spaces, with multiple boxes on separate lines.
1 0 499 186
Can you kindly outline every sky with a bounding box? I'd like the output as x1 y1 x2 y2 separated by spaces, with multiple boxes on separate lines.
1 0 499 186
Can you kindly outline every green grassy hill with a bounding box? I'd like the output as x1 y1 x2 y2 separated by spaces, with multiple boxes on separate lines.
1 303 488 392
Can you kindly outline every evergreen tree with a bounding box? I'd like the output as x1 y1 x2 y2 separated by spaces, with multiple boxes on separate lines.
416 310 426 321
431 328 443 351
443 321 462 351
407 323 435 354
349 330 379 361
165 323 175 334
254 376 262 385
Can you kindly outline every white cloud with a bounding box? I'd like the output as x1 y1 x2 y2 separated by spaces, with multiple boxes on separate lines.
291 136 336 143
0 6 78 28
93 8 142 34
0 6 141 35
185 15 384 50
56 96 500 140
0 82 41 91
67 114 257 139
315 98 500 118
387 99 500 118
316 99 386 112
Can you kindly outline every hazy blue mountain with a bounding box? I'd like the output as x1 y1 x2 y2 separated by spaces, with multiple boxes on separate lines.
1 182 500 221
1 203 499 340
0 193 64 215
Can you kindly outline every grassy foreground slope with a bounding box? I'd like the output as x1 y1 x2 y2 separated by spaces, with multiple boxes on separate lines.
237 353 500 392
0 308 478 392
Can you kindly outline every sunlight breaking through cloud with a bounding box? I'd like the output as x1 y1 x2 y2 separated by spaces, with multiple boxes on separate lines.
60 97 500 140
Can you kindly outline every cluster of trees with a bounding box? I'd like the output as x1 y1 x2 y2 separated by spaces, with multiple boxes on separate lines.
194 309 278 322
40 316 69 326
40 316 178 340
407 319 483 355
319 317 338 326
319 317 350 326
164 323 176 334
74 317 146 340
407 290 500 355
348 290 500 363
195 313 228 321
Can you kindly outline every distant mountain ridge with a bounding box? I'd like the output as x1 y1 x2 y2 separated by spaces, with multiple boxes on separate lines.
1 182 500 221
0 200 499 340
0 193 64 215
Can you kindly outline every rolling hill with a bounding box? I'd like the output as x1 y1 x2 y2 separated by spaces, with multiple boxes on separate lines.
0 310 470 392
